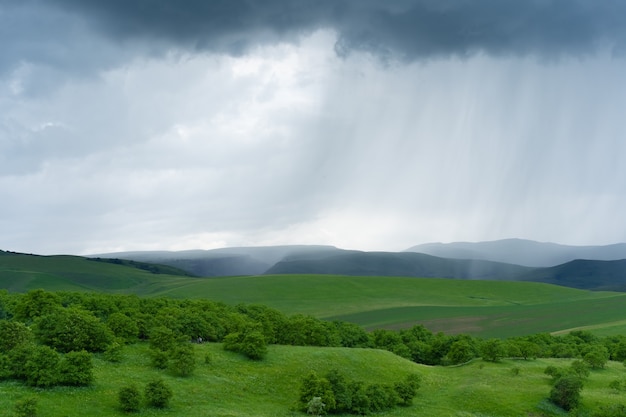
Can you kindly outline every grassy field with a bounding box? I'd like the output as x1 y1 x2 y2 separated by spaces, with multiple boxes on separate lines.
155 275 626 337
3 252 626 337
1 343 625 417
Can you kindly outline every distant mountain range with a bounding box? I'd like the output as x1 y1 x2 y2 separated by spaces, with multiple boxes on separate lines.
89 239 626 291
405 238 626 267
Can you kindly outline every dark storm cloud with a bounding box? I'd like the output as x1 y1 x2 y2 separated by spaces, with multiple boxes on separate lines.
42 0 626 59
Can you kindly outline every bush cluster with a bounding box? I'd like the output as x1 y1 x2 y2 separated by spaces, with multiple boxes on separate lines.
298 370 420 415
118 379 173 412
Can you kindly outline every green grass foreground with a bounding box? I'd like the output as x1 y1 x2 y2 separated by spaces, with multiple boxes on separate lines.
1 343 625 416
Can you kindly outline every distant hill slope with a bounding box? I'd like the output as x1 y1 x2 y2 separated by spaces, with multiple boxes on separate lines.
0 250 191 293
265 250 533 280
520 259 626 291
406 238 626 267
90 245 341 277
90 243 626 291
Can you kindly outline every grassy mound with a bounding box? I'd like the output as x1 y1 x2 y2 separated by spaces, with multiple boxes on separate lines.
1 343 625 416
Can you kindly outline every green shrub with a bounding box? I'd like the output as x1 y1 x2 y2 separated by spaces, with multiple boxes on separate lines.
34 307 113 353
306 396 326 416
223 329 268 360
544 365 562 380
13 397 37 417
240 331 267 360
583 345 610 369
570 359 590 379
103 339 124 363
299 371 336 413
481 339 506 362
365 383 398 412
24 345 60 387
118 384 142 412
169 343 196 376
145 379 173 408
0 321 33 352
150 349 170 369
549 375 584 411
58 350 93 386
347 381 370 415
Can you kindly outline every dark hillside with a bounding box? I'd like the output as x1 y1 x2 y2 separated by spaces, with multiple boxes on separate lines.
520 259 626 291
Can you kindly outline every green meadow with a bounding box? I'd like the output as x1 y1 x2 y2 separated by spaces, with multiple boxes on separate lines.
3 252 626 416
1 343 625 417
2 252 626 337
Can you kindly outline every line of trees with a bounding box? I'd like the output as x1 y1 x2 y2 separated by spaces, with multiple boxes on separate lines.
1 289 626 412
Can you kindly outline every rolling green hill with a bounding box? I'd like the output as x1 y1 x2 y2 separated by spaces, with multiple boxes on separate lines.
92 245 626 291
0 251 193 293
2 251 626 337
0 342 624 417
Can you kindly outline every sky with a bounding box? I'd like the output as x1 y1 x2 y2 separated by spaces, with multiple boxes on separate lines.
2 0 626 255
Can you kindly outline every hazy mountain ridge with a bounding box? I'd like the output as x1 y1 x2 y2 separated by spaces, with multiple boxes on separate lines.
85 239 626 291
405 238 626 267
90 245 338 277
266 250 533 280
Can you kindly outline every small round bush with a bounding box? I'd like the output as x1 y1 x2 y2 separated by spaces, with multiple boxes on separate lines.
118 384 142 412
145 379 173 408
13 397 37 417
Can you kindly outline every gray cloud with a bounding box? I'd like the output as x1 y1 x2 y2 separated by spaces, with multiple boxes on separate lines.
41 0 626 60
2 1 626 254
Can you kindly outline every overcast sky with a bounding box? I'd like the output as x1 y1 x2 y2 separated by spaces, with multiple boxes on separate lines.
2 0 626 255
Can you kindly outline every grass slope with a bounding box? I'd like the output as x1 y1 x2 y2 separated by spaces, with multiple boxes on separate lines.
157 275 626 337
0 252 192 293
3 252 626 337
1 343 625 417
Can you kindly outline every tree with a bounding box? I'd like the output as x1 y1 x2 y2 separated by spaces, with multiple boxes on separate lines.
240 331 267 360
549 375 583 411
0 321 33 351
223 328 268 360
103 339 124 363
169 343 196 376
58 350 93 386
515 340 541 360
34 307 113 353
365 384 398 412
447 340 474 365
118 384 142 412
306 397 325 416
569 359 590 379
394 374 421 406
145 378 173 408
13 289 61 323
583 345 610 369
299 371 336 413
325 369 351 413
148 326 178 352
107 312 139 343
24 345 60 387
481 339 506 362
347 381 370 415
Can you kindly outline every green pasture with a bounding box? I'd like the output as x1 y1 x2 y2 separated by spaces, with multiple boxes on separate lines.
2 252 626 337
1 343 625 417
155 275 626 337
